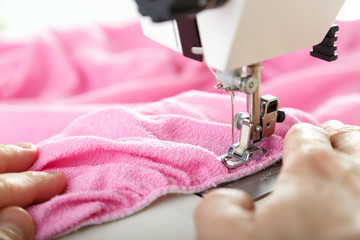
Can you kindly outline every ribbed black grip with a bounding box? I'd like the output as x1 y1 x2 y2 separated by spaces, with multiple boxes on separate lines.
310 25 339 62
276 110 286 123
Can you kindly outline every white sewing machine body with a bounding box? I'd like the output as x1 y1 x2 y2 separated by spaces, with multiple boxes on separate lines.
141 0 345 71
140 0 345 168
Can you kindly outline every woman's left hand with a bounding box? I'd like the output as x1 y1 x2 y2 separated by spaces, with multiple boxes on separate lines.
0 143 66 240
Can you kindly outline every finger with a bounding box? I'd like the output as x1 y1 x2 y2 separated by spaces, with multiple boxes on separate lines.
322 120 346 133
0 171 66 208
0 143 37 174
0 206 34 240
282 123 338 177
194 188 255 240
322 121 360 156
283 123 333 164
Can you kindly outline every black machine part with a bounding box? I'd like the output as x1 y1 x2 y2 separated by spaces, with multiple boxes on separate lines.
310 25 339 62
135 0 228 22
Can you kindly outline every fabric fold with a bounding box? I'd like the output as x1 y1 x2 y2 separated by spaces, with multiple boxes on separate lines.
26 91 318 240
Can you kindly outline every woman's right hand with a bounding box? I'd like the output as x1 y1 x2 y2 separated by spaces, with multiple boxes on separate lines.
195 121 360 240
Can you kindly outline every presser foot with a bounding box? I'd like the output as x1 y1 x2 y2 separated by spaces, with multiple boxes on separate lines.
218 144 269 168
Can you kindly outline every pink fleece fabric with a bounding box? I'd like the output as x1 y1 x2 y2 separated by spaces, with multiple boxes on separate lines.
0 20 359 239
30 93 318 239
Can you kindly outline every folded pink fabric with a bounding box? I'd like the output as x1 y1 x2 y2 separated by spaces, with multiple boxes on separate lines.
0 20 359 144
27 91 317 239
0 23 215 104
0 19 358 239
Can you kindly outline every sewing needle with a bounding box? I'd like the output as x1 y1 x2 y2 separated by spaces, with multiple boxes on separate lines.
231 91 235 144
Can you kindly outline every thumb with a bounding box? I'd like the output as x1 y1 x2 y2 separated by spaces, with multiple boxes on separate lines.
0 206 34 240
322 120 360 157
194 188 255 240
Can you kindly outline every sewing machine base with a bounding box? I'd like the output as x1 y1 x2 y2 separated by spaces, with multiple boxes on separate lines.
198 160 281 199
62 161 281 240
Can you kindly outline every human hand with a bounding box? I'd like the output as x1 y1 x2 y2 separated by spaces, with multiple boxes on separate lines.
0 143 66 240
194 121 360 240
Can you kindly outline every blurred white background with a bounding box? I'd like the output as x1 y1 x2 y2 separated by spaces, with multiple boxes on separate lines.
0 0 139 38
0 0 359 39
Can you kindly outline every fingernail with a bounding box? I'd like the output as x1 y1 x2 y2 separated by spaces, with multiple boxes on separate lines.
15 143 36 150
48 170 65 176
0 206 35 240
47 171 67 183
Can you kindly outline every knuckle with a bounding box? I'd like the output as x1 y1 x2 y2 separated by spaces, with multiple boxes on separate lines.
0 173 39 208
285 123 324 144
332 127 360 138
0 144 16 157
285 124 330 152
0 144 9 152
288 123 315 135
0 145 11 173
322 120 343 127
286 124 304 138
0 176 11 208
329 128 360 155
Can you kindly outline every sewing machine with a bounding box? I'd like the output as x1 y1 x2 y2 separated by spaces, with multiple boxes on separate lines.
136 0 344 168
62 1 347 239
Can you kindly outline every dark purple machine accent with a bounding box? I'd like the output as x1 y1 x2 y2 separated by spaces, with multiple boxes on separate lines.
176 17 203 62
